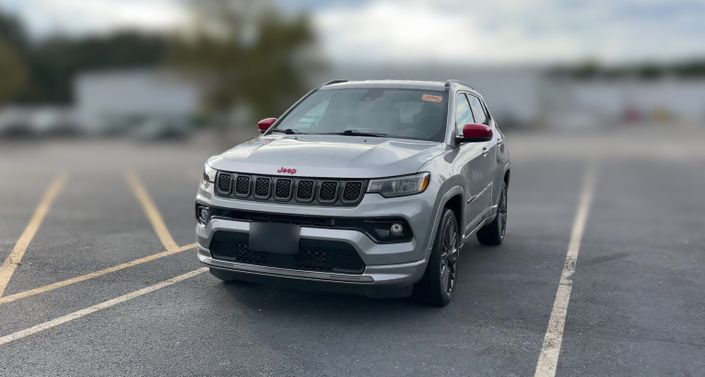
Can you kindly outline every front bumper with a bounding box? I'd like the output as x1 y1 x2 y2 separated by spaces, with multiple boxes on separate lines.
197 245 427 286
195 179 438 289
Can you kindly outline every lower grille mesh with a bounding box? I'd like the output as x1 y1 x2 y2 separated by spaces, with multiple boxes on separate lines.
209 231 365 274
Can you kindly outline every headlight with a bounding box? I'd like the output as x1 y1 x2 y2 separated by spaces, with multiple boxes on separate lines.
367 172 430 198
202 164 217 183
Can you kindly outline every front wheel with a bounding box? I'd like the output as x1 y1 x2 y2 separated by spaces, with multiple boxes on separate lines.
413 208 459 307
477 182 508 246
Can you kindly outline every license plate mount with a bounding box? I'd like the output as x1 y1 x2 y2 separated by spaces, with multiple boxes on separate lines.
248 222 300 254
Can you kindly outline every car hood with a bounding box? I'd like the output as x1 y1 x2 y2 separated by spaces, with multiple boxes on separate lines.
208 135 447 178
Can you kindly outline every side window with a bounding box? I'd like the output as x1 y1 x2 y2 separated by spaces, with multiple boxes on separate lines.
467 95 488 125
454 93 475 135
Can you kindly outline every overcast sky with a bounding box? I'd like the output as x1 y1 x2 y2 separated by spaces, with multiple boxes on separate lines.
1 0 704 65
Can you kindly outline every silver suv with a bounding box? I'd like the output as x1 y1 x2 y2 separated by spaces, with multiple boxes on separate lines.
195 80 510 306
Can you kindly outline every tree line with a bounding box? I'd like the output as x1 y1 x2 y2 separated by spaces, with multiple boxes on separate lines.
0 1 321 123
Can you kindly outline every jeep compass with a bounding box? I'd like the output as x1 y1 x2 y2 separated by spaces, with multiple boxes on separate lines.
195 79 510 306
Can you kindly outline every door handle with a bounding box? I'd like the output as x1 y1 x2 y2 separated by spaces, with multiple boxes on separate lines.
482 146 489 156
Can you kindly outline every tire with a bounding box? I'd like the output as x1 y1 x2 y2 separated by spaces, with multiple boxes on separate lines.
477 182 508 246
209 268 238 282
413 208 460 307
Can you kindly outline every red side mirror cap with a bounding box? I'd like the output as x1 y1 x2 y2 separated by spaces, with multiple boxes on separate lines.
461 123 492 142
257 118 277 133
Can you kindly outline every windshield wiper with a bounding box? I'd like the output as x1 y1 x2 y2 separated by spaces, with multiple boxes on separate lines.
326 129 388 137
270 128 303 134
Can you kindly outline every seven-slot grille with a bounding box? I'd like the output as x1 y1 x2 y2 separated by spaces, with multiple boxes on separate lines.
216 172 365 206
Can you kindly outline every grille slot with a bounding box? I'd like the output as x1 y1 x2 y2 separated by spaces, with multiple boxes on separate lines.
318 181 338 202
296 180 314 201
235 175 251 196
217 173 232 194
254 177 271 198
342 181 363 202
274 179 292 200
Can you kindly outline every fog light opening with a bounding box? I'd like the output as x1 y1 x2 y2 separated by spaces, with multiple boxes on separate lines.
197 205 210 224
390 223 404 236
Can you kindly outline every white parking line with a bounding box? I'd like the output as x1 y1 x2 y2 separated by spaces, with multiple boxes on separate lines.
0 243 196 305
534 162 598 377
0 267 207 347
125 170 179 252
0 174 67 297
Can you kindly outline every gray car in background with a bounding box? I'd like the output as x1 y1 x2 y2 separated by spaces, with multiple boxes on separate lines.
195 80 510 306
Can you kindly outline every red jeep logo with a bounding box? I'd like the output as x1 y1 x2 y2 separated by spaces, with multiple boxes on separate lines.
277 167 297 175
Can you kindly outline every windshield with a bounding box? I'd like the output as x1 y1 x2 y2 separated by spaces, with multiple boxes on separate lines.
271 88 448 142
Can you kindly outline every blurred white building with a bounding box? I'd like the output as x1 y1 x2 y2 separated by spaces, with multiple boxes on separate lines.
326 64 705 130
326 65 544 129
542 77 705 128
73 69 200 134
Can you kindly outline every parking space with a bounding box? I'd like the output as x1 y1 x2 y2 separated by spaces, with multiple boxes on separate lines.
5 173 166 294
557 160 705 376
1 128 704 376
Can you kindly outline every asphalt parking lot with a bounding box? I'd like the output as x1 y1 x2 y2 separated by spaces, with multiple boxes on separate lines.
1 126 704 377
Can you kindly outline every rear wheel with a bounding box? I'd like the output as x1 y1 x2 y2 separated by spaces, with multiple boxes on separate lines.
413 209 459 307
477 182 508 246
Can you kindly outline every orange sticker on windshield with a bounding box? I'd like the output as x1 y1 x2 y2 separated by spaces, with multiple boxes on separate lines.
421 94 443 103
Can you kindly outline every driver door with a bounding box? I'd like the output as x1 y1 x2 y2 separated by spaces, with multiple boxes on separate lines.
454 92 487 233
467 94 497 218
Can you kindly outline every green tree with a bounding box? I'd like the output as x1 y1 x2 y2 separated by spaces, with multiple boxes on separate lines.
0 39 27 103
0 12 28 104
24 32 169 103
170 0 322 122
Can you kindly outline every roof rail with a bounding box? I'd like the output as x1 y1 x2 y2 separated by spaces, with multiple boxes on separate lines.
445 79 475 90
322 79 349 86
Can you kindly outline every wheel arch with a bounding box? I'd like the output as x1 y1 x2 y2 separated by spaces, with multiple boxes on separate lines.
425 184 465 255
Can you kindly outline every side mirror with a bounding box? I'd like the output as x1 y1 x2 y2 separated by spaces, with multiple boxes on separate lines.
257 117 277 133
460 123 492 142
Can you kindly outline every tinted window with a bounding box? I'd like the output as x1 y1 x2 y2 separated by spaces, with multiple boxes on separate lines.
454 93 474 135
274 88 448 142
467 95 488 124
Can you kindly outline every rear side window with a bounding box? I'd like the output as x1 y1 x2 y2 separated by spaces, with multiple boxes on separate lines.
467 95 488 125
454 93 474 135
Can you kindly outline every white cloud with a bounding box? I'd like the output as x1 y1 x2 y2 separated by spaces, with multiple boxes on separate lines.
1 0 189 37
313 0 705 64
2 0 704 63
